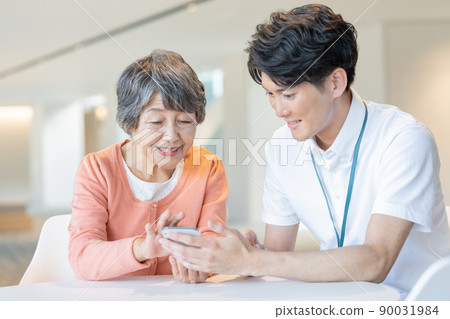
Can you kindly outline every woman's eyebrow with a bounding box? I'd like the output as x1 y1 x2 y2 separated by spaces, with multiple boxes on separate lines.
145 108 165 113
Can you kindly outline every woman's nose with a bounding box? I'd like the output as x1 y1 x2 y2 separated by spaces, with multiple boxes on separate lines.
161 123 178 142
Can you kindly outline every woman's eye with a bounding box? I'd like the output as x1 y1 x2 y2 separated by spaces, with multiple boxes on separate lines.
149 121 163 126
178 120 193 126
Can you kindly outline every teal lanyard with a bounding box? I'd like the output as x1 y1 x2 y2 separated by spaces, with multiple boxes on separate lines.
310 103 368 248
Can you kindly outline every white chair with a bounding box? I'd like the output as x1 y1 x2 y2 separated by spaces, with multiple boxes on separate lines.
20 214 75 285
447 206 450 227
405 206 450 300
406 256 450 300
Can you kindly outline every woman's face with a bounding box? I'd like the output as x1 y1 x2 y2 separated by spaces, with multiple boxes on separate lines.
131 93 197 171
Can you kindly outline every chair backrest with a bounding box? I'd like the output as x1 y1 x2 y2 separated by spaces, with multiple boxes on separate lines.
447 206 450 228
405 207 450 300
405 255 450 301
20 214 75 285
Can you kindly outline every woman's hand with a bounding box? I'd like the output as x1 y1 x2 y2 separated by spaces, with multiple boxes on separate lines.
122 126 163 176
169 255 209 284
133 210 184 262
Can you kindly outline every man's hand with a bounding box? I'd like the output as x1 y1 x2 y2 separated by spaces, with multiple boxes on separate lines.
243 228 264 249
160 221 256 276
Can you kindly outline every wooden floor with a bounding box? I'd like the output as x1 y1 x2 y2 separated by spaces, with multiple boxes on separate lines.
0 211 33 231
0 215 46 287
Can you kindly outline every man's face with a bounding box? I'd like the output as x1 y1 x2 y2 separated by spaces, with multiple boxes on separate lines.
261 72 335 142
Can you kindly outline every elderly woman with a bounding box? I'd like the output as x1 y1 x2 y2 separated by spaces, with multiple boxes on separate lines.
68 49 228 284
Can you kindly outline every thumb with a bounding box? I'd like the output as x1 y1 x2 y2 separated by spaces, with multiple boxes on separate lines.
243 228 257 243
208 221 234 237
145 223 154 236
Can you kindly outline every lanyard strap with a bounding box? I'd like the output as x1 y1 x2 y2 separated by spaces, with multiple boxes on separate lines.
311 103 368 248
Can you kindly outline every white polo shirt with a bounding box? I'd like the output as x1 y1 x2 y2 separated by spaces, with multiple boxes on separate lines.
261 89 450 295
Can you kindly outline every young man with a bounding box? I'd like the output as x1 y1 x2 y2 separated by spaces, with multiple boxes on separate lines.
161 4 450 295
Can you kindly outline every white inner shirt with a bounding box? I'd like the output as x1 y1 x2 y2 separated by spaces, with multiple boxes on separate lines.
261 88 450 295
122 158 184 201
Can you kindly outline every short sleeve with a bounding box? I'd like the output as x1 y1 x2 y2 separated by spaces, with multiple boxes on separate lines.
261 142 299 226
372 125 439 232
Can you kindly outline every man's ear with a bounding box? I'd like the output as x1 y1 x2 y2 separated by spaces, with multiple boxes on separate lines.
328 67 348 98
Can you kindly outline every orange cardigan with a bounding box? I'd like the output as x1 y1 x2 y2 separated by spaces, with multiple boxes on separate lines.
69 141 228 280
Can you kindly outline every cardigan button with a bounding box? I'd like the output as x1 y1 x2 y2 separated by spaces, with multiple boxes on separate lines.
151 259 156 265
152 202 158 208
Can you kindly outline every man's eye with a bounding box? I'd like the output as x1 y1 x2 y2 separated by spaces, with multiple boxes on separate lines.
149 121 162 125
283 94 294 99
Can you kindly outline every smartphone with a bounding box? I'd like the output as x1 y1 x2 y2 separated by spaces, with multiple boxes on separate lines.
162 226 201 239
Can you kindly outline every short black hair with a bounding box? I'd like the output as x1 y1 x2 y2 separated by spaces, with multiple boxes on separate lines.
116 49 206 135
246 4 358 90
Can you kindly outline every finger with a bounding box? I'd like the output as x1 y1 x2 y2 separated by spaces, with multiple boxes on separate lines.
198 271 209 283
164 232 205 247
242 229 263 248
169 255 180 279
188 268 199 284
145 223 155 237
178 260 189 283
243 228 257 243
145 223 162 255
133 128 162 146
145 147 155 176
159 238 205 262
140 224 156 259
156 211 171 232
167 211 185 227
181 260 207 273
155 153 172 169
132 126 152 141
133 130 162 172
208 221 236 237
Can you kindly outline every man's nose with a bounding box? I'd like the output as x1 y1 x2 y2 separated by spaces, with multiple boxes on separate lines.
273 98 288 118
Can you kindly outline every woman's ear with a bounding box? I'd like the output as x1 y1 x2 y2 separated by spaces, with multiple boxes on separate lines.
329 67 348 98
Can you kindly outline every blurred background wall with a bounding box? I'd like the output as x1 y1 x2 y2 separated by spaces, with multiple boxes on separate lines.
1 0 450 237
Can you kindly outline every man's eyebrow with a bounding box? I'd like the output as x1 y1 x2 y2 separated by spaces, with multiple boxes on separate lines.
261 85 291 93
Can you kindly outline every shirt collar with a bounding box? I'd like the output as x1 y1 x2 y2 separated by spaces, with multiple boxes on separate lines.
312 88 366 160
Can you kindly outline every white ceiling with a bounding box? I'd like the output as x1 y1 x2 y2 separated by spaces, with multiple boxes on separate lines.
1 0 450 106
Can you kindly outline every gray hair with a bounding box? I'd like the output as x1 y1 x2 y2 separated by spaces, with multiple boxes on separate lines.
116 49 206 135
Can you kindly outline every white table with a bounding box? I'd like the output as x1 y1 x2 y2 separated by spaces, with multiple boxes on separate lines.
0 275 400 301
